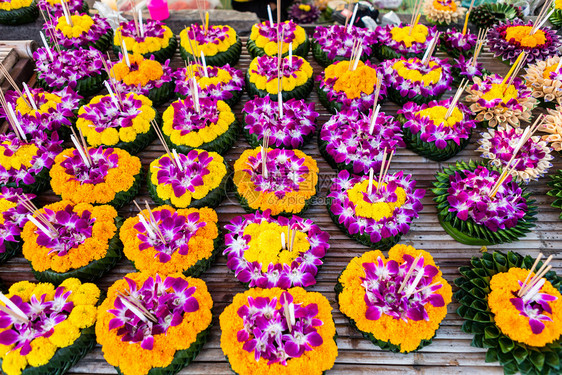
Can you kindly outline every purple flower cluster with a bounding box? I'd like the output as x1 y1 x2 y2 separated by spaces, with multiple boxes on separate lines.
320 108 404 174
79 93 142 132
60 147 118 185
441 29 477 54
0 286 73 355
0 131 62 187
375 23 439 55
186 23 231 45
398 99 476 149
510 280 557 334
251 55 306 80
452 55 485 82
113 56 173 96
328 170 425 242
119 19 166 40
224 210 329 288
134 208 206 263
236 291 323 365
35 204 95 256
38 0 84 16
170 97 219 135
44 14 112 49
34 47 104 90
361 255 445 322
243 96 318 149
245 149 309 199
173 64 244 100
288 2 321 24
382 56 452 99
255 21 298 44
156 150 214 198
447 166 528 232
0 187 35 254
0 86 82 134
313 25 377 60
108 275 199 350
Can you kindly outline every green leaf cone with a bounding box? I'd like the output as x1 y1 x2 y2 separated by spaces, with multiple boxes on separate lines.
547 170 562 219
373 45 424 62
468 3 523 29
455 250 562 375
550 9 562 28
0 239 22 265
37 71 108 98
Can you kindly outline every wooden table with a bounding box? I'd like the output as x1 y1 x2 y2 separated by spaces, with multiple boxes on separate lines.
3 36 562 374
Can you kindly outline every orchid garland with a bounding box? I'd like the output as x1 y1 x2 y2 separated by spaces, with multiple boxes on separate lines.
440 28 477 57
312 24 377 62
224 209 329 288
319 108 404 174
115 19 174 55
173 64 244 102
44 14 112 49
38 0 85 15
179 24 237 57
288 2 321 24
249 21 307 56
452 55 486 84
248 55 313 95
0 187 34 255
243 96 318 149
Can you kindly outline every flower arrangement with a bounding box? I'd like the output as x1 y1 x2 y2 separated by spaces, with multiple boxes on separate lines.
432 160 537 245
173 63 244 107
550 0 562 27
248 20 309 58
336 244 452 353
469 2 522 29
161 97 237 155
319 108 404 174
541 106 562 151
487 20 561 65
451 55 487 87
44 13 112 51
34 46 106 97
246 55 314 101
110 54 174 106
288 2 320 24
223 209 329 288
114 19 177 63
233 147 319 216
328 170 425 251
0 86 82 136
76 92 156 155
120 205 220 276
49 147 142 208
243 96 318 149
374 23 439 61
148 149 228 209
179 24 241 67
317 60 386 113
0 278 100 375
397 98 477 161
524 55 562 108
382 56 452 106
0 130 62 194
312 24 377 67
464 74 537 128
220 287 337 375
0 0 37 25
0 187 34 263
21 200 122 284
423 0 466 25
456 250 562 375
477 125 553 184
38 0 87 16
439 28 477 58
96 273 213 375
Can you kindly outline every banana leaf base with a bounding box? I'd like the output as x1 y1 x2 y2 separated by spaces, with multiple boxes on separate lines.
148 82 174 107
106 116 158 155
317 86 343 114
0 2 38 25
247 37 309 59
115 35 178 64
0 239 21 265
180 37 242 67
245 72 314 102
311 40 367 68
163 120 239 156
387 87 442 106
37 71 107 98
235 189 316 218
550 9 562 28
547 170 562 219
373 45 423 62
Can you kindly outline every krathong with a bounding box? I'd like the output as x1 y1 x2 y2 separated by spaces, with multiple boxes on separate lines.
0 279 100 375
44 13 112 51
468 2 522 29
312 24 377 67
288 2 321 24
319 108 404 174
38 0 87 15
440 28 476 58
21 200 122 283
0 187 34 263
148 149 228 209
336 244 452 352
50 147 142 207
173 63 244 107
524 55 562 108
161 97 237 155
242 96 318 149
220 287 337 374
76 92 156 154
456 250 562 375
248 20 309 58
223 209 329 288
114 18 177 62
0 0 37 26
432 160 537 245
179 24 241 66
423 0 466 25
374 23 439 61
328 170 425 250
318 60 386 113
233 147 319 216
120 205 220 276
246 55 314 101
96 273 213 375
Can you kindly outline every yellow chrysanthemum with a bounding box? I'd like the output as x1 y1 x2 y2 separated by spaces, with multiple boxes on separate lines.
8 281 36 303
392 59 442 85
416 105 463 127
49 320 81 348
346 180 407 220
26 337 57 367
390 24 429 47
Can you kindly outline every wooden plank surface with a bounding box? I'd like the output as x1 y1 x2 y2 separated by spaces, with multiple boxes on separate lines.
3 35 561 374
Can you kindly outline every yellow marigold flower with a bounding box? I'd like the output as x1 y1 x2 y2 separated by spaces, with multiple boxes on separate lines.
26 337 57 367
16 92 60 117
0 0 32 10
114 26 174 55
59 278 82 292
49 320 81 348
55 15 94 39
31 283 55 301
505 26 546 48
390 24 429 47
392 59 442 85
72 283 101 306
1 348 26 375
325 60 379 99
347 180 407 220
417 105 463 127
68 305 98 329
180 25 236 57
0 143 38 172
8 281 35 303
480 83 519 104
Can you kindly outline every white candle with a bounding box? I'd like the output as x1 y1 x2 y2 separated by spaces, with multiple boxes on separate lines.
121 40 130 67
369 104 381 135
138 9 144 37
138 214 156 239
40 32 54 61
172 149 184 171
22 83 37 110
104 81 120 109
267 5 274 27
347 3 358 33
60 0 72 25
288 43 293 68
27 214 55 239
352 45 363 71
367 168 374 195
70 135 91 168
281 231 286 249
278 92 283 119
6 104 27 142
191 77 200 112
120 297 149 322
0 292 28 322
200 51 208 77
